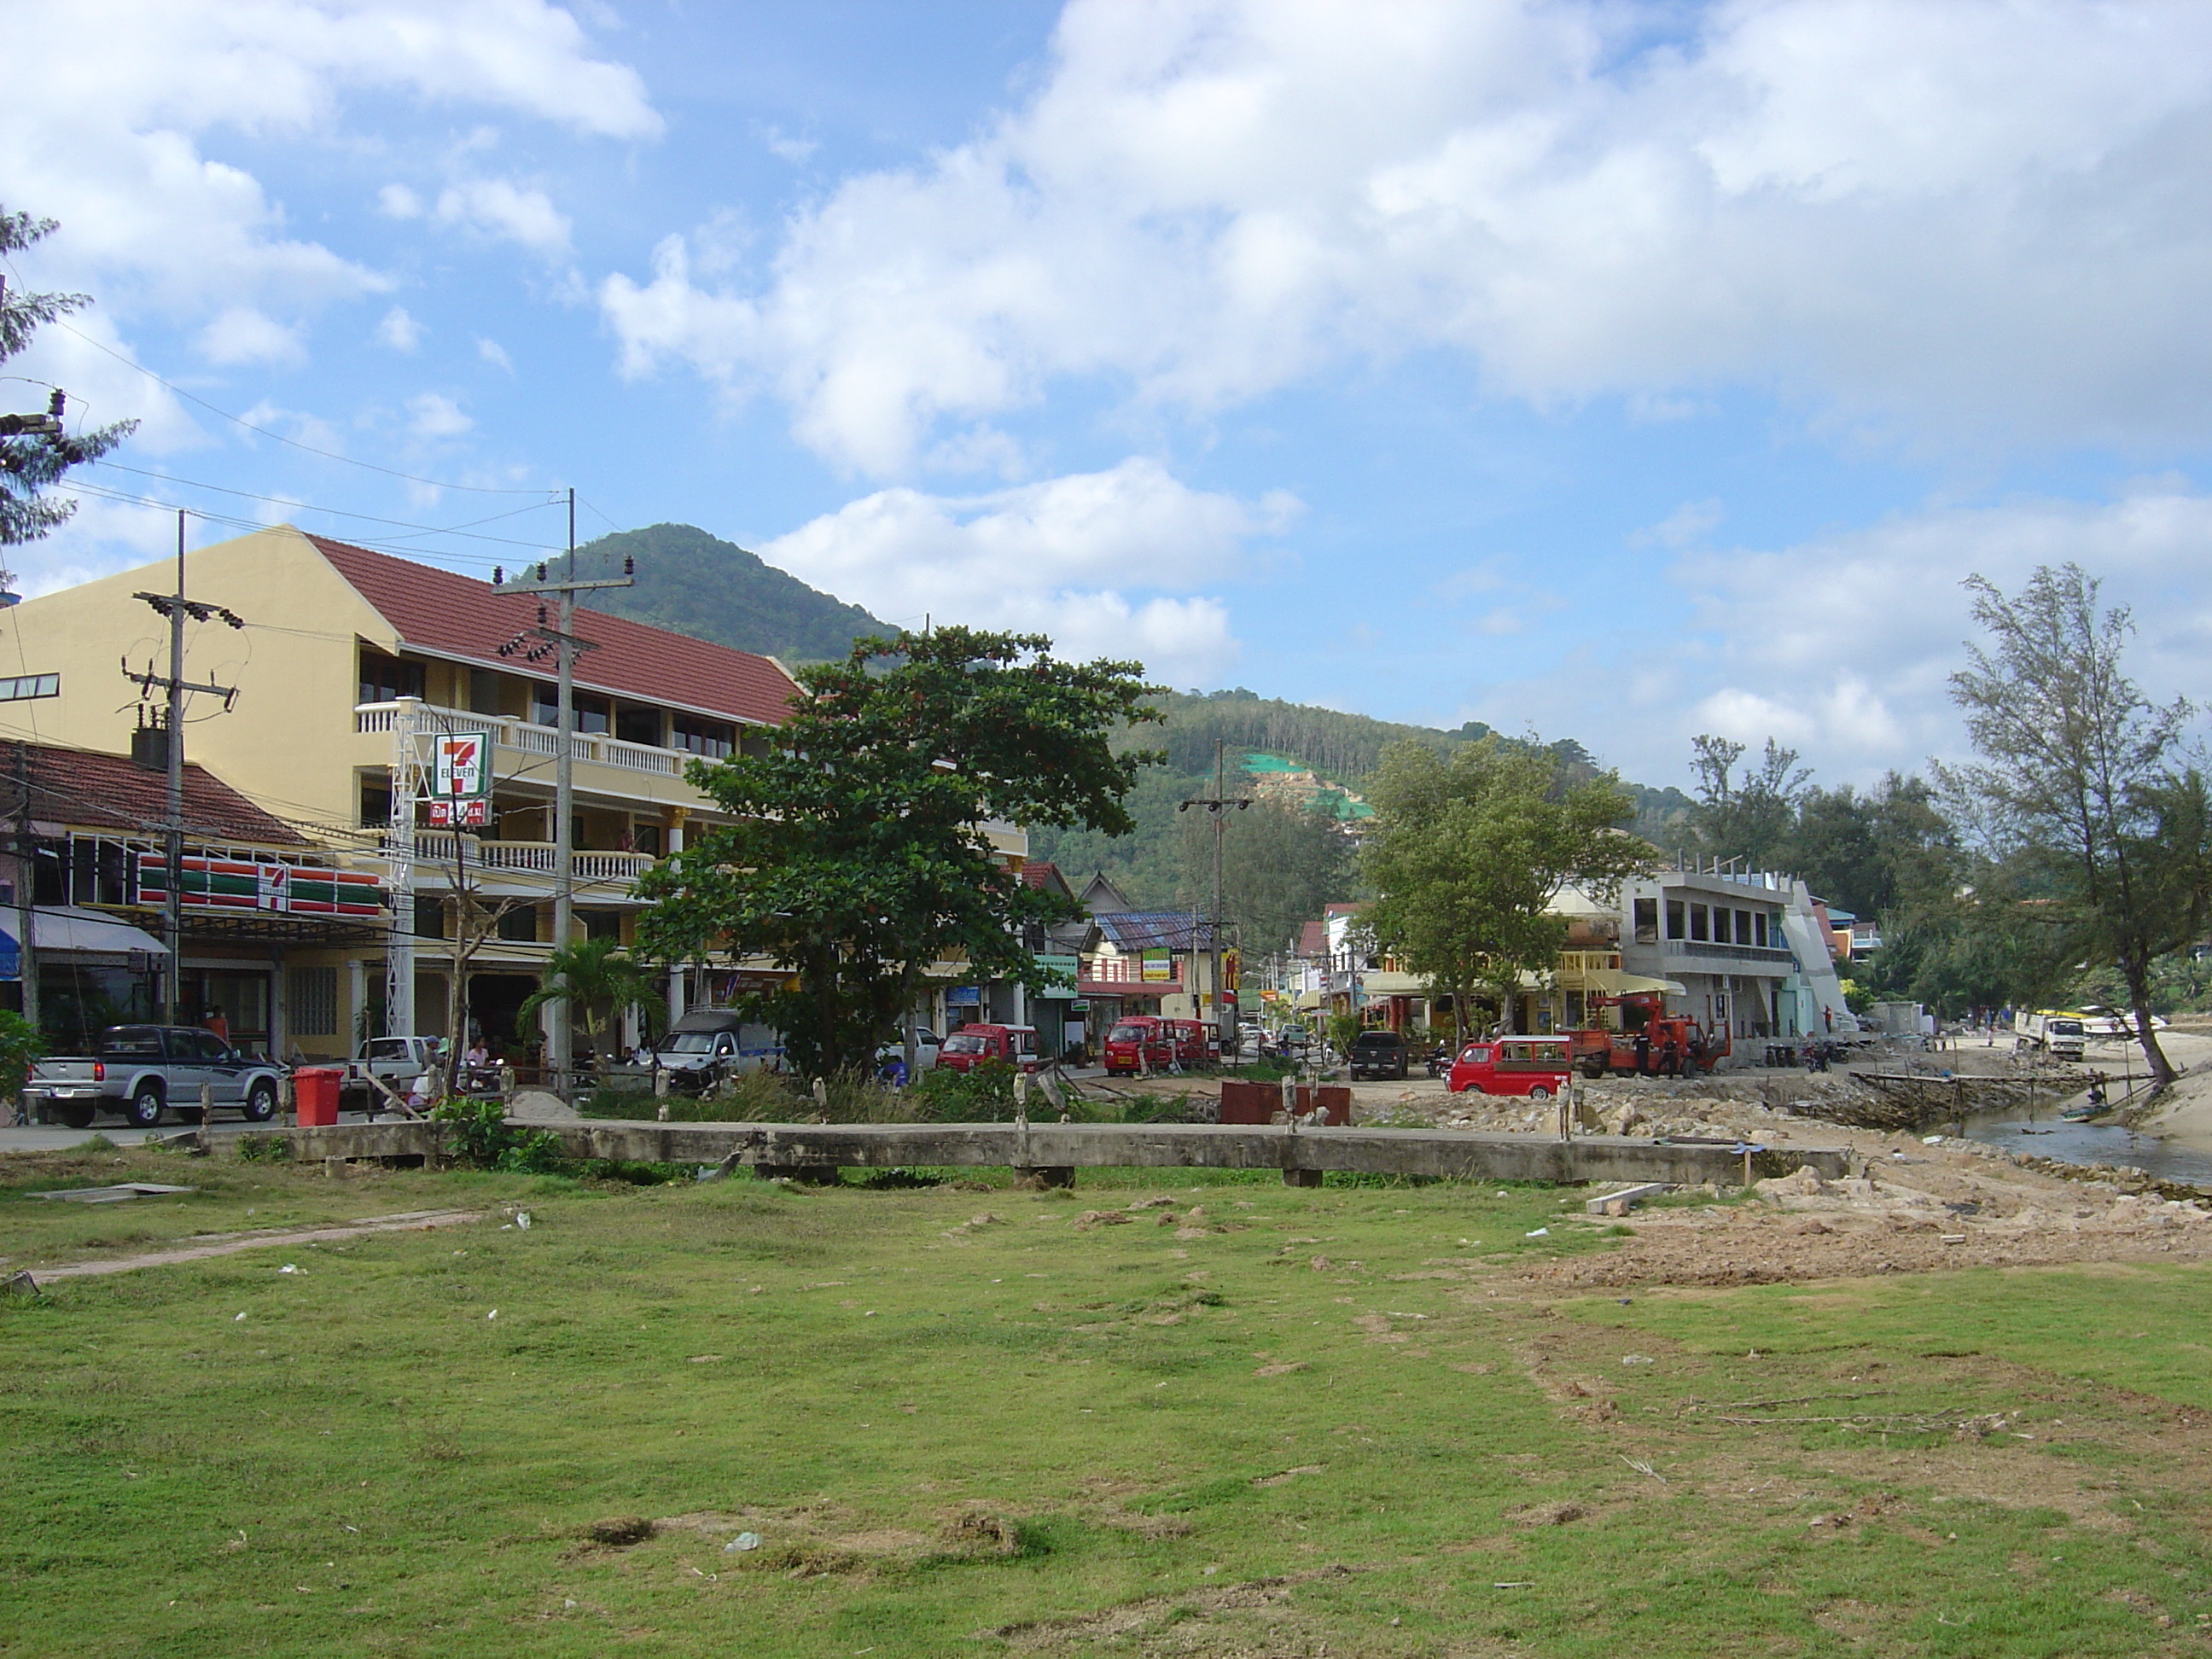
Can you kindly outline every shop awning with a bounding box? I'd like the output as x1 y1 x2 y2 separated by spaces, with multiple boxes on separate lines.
16 907 171 969
1569 966 1685 997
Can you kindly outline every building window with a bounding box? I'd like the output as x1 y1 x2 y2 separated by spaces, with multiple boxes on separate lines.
497 905 538 943
1755 912 1769 947
1736 910 1753 947
469 668 505 715
1690 903 1708 941
573 694 610 736
580 909 623 941
358 650 424 706
1714 908 1732 945
1632 898 1658 945
413 896 446 940
1665 899 1685 940
672 713 734 758
614 704 661 747
359 776 393 828
289 965 338 1037
628 822 662 856
530 681 558 727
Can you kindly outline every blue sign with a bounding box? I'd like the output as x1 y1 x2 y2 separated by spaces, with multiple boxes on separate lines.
945 985 981 1006
0 923 17 981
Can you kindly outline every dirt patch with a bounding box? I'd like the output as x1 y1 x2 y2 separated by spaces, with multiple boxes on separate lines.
988 1564 1353 1651
25 1208 486 1280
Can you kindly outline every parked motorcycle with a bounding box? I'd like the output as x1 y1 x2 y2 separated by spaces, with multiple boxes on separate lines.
1423 1043 1452 1079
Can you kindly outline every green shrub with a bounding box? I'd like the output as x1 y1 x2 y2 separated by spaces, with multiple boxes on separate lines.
430 1096 568 1173
237 1134 293 1163
579 1088 660 1121
910 1058 1021 1121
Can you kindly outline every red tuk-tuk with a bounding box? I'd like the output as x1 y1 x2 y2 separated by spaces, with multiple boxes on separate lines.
938 1023 1044 1074
1102 1015 1174 1075
1167 1018 1214 1067
1446 1035 1575 1097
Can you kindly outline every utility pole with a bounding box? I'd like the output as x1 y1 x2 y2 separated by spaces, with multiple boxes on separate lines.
496 489 631 1091
1179 739 1249 1053
12 743 35 1035
125 512 242 1023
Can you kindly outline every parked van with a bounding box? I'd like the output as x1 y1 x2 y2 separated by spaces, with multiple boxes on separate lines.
1447 1036 1574 1097
1102 1015 1174 1075
938 1023 1044 1074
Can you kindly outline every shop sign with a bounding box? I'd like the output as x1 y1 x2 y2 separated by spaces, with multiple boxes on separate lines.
1141 948 1173 982
946 985 981 1005
137 853 386 915
429 731 492 827
1031 952 1080 990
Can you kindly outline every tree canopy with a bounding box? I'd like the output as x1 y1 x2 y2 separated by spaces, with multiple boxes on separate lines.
1359 738 1652 1039
1940 563 2210 1083
0 208 134 547
636 626 1161 1079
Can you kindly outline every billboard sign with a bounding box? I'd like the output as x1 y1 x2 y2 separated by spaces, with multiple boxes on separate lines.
137 853 386 915
432 732 491 801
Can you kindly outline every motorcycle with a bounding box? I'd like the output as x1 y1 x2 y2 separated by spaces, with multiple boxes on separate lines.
1423 1043 1452 1079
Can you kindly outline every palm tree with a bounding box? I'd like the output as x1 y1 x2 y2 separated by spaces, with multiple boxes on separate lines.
517 938 669 1073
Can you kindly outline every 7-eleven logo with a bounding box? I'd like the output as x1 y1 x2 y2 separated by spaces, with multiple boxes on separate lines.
434 733 490 799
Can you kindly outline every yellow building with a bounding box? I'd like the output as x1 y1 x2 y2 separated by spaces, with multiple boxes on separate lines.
0 524 821 1061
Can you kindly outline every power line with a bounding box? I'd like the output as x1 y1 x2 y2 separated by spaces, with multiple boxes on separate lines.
48 314 550 495
90 459 566 550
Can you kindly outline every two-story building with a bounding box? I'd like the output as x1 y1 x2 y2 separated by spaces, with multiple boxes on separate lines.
0 523 818 1059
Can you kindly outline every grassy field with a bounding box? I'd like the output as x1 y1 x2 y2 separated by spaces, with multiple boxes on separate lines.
5 1144 2212 1656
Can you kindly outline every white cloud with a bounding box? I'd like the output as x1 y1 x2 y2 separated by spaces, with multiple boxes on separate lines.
197 306 307 368
758 457 1296 682
602 0 2212 474
375 305 424 352
4 1 655 326
378 183 424 220
1633 499 1725 550
406 391 474 439
434 178 573 256
476 336 513 371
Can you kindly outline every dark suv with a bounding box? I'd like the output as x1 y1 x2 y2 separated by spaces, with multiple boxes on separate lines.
1347 1029 1409 1080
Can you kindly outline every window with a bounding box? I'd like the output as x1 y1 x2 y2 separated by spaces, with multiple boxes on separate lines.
1690 904 1709 941
469 668 504 715
1712 908 1732 945
1755 912 1768 948
672 713 734 758
497 905 538 942
629 823 663 857
413 895 447 939
288 965 338 1037
1665 900 1685 940
1736 910 1753 946
358 650 424 706
189 1031 232 1061
614 704 661 747
581 909 622 942
359 777 393 829
530 681 558 727
1633 898 1658 945
573 694 610 736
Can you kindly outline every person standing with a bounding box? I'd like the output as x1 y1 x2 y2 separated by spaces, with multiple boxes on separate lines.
1633 1027 1651 1076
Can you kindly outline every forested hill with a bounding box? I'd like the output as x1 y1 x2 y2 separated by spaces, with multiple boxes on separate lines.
555 522 888 665
1025 689 1696 950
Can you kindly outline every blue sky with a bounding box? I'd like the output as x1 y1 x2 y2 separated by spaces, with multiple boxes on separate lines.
10 0 2212 790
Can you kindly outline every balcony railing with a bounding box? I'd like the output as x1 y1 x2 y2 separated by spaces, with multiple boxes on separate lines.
395 832 655 883
356 701 687 777
1660 940 1798 967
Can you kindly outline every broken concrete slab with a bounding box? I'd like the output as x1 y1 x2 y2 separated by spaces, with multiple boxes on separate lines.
1586 1183 1668 1217
29 1182 197 1203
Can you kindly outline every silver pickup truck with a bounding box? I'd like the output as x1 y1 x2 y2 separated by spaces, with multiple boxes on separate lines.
23 1025 286 1129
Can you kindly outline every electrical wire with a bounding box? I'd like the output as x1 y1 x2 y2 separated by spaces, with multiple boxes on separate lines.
90 460 566 550
44 313 550 496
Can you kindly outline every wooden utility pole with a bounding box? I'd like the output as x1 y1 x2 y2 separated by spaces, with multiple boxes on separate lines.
124 512 242 1022
1179 740 1249 1052
498 492 632 1091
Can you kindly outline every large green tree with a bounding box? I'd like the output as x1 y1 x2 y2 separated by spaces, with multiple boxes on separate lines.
1 209 134 546
637 626 1161 1079
1941 564 2212 1086
1359 737 1653 1040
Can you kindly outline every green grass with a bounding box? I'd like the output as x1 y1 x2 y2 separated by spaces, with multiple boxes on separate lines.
5 1151 2212 1656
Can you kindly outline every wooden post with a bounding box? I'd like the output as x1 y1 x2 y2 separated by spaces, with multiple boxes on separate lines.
199 1081 216 1155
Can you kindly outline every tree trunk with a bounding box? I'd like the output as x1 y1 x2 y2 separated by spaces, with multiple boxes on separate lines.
2121 952 2176 1087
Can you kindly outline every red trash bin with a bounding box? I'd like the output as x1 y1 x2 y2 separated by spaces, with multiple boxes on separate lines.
293 1066 341 1127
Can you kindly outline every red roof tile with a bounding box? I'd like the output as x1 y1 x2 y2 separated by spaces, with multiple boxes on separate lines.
1296 920 1329 958
1019 861 1066 892
3 742 307 846
309 536 802 727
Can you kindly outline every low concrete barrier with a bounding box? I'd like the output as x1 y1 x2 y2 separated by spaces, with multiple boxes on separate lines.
289 1118 1848 1186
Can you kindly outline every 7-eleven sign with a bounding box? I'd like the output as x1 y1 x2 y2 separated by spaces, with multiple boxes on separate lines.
429 731 491 827
433 732 490 799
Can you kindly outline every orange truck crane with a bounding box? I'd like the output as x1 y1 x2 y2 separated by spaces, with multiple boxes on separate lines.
1567 991 1729 1079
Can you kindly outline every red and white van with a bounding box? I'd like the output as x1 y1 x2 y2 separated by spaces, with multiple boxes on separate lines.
938 1023 1044 1074
1446 1035 1574 1097
1102 1015 1174 1075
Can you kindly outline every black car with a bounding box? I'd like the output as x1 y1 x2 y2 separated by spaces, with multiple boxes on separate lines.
1347 1029 1409 1080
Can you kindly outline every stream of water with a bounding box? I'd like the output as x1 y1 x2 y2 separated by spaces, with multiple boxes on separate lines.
1959 1104 2212 1188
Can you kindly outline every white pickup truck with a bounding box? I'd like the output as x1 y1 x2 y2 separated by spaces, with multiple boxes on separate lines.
344 1035 449 1099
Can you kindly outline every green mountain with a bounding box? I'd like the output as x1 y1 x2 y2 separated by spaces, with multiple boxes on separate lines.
550 522 888 665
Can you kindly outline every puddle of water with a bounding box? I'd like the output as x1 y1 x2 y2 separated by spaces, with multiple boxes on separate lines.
1960 1107 2212 1189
